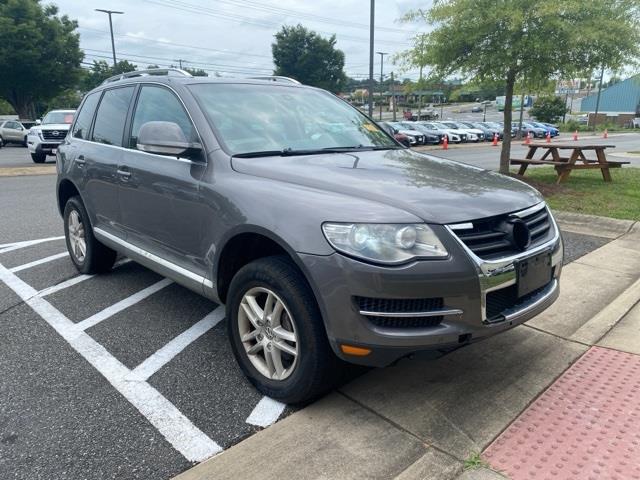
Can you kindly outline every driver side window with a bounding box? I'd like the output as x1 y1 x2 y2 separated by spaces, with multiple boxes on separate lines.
129 86 195 149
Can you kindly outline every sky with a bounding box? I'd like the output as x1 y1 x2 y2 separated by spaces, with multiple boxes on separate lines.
53 0 432 81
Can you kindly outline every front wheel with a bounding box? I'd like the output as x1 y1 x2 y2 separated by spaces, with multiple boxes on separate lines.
63 196 117 274
31 152 46 163
227 255 341 404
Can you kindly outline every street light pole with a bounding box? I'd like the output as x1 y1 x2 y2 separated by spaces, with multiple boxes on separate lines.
95 9 124 67
593 65 605 132
483 103 487 122
368 0 375 118
376 51 388 120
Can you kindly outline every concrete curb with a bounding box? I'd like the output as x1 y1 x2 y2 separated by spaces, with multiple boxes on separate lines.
570 277 640 345
553 210 636 239
0 166 56 177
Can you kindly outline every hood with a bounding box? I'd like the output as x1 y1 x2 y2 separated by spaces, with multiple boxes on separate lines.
231 149 542 224
399 129 424 136
30 123 71 132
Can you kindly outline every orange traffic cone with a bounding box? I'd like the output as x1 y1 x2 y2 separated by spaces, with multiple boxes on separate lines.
573 130 578 141
492 132 498 146
442 135 448 150
545 131 551 143
524 131 531 144
603 129 608 139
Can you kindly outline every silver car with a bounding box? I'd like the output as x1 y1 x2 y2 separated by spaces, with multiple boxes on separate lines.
0 120 28 147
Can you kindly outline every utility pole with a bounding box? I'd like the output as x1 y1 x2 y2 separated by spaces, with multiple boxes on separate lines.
368 0 375 118
391 71 396 121
483 102 487 122
593 65 605 132
376 51 388 120
175 59 186 69
95 9 124 67
517 92 525 139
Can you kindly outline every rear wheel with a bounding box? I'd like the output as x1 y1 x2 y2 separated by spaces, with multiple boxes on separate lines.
63 196 117 274
31 152 46 163
227 255 342 404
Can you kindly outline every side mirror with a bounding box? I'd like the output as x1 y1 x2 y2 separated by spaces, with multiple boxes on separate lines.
35 119 42 125
137 121 202 158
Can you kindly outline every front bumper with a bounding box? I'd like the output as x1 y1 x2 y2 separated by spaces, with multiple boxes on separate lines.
27 138 63 155
299 213 563 367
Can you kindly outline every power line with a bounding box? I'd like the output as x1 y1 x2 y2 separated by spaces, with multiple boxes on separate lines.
140 0 413 46
151 0 417 34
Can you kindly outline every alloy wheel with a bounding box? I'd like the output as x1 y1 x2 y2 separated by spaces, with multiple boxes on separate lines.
238 287 298 380
68 210 86 263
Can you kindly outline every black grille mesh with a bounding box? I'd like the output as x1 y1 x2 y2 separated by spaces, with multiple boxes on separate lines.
453 207 552 260
355 296 445 329
485 280 552 321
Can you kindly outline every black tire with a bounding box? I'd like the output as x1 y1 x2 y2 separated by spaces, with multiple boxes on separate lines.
63 196 117 274
23 136 27 147
31 152 46 163
227 255 342 404
0 136 3 148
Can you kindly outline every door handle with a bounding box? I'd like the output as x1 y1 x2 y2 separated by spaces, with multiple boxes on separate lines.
117 168 131 179
76 155 86 167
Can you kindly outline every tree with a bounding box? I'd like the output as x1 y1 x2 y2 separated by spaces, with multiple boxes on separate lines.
529 96 567 123
183 67 208 77
0 0 83 119
399 0 640 173
272 24 347 93
82 60 137 91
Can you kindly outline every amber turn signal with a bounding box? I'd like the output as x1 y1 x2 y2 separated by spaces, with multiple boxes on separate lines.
340 344 372 356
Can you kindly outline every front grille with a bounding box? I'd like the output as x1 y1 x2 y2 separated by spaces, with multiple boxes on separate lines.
485 280 553 321
41 130 66 140
367 315 443 329
452 206 553 260
355 296 445 329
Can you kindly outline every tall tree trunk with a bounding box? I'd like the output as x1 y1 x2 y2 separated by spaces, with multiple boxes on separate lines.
499 73 516 174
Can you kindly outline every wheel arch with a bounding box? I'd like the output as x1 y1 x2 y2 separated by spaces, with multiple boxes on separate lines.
57 178 82 217
214 226 321 307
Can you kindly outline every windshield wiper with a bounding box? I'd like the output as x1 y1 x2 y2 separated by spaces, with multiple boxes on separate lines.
233 145 399 158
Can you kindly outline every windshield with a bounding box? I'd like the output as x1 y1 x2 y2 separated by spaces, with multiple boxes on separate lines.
42 111 74 125
189 83 396 155
419 123 437 130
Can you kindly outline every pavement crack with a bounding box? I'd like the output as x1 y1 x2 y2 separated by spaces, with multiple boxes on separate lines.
336 390 466 463
523 323 591 347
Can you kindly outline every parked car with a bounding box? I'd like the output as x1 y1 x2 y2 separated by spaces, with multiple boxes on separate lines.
0 120 28 147
379 122 411 147
398 121 442 144
471 105 483 113
57 69 563 403
419 122 462 143
474 122 503 140
519 122 547 139
27 109 75 163
530 122 559 137
387 121 426 145
440 121 482 142
495 122 517 137
459 121 495 141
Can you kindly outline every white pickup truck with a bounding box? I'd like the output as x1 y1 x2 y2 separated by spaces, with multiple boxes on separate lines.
27 109 75 163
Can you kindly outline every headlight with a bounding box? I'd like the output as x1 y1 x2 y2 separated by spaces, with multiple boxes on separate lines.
322 223 448 265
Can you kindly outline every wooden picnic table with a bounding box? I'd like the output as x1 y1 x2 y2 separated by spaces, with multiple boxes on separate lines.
510 143 629 183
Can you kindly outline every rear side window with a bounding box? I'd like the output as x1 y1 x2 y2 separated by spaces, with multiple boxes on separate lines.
129 85 195 149
92 86 135 146
72 92 101 140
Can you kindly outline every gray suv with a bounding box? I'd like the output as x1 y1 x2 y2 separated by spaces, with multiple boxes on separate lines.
56 69 563 403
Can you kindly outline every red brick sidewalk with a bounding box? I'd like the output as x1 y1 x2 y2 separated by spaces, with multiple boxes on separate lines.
484 346 640 480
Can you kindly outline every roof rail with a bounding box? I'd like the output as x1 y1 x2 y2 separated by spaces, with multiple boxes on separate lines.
101 68 193 85
247 76 301 85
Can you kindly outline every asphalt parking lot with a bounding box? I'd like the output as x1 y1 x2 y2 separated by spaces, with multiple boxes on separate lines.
0 147 613 479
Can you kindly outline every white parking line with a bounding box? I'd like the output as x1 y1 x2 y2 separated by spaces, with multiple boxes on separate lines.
0 262 222 462
127 308 226 382
10 252 69 273
74 278 173 332
0 236 65 254
246 396 287 428
37 274 95 297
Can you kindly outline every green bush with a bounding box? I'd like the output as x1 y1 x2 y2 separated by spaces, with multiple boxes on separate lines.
530 96 567 123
